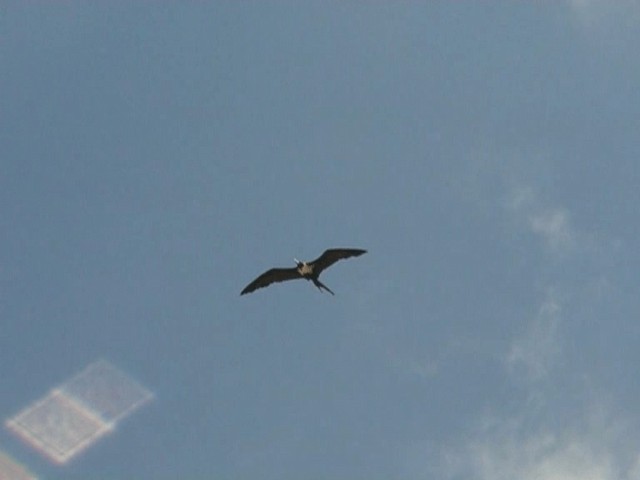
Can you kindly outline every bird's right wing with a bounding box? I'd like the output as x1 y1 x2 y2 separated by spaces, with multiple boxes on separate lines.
310 248 367 275
240 267 301 295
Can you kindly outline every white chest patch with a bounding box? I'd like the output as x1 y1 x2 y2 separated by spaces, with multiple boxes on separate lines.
298 263 314 275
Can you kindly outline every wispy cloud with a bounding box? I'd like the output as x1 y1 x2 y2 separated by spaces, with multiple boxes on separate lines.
506 292 561 383
433 402 640 480
628 455 640 480
567 0 640 29
504 185 577 253
411 165 640 480
445 428 613 480
388 348 439 380
529 209 574 250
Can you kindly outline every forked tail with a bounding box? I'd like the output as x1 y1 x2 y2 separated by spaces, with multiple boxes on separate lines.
312 278 335 295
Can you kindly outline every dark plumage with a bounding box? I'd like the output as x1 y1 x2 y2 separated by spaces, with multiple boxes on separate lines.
240 248 366 296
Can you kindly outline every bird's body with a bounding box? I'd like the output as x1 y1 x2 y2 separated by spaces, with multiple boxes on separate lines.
240 248 366 296
296 262 315 276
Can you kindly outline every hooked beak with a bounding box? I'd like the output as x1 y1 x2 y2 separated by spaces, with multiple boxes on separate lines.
294 258 300 265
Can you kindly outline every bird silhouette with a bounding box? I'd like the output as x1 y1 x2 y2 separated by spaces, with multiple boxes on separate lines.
241 248 366 295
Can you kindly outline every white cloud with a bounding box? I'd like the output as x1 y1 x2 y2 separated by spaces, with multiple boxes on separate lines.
388 349 439 379
568 0 639 16
567 0 640 29
411 158 637 480
505 185 535 211
506 293 561 383
453 430 615 480
504 185 577 253
432 404 640 480
628 455 640 480
529 209 574 250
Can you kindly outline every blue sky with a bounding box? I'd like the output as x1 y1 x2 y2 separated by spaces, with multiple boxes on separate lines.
2 2 640 479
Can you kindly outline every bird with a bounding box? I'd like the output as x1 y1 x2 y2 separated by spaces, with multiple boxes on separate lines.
240 248 367 296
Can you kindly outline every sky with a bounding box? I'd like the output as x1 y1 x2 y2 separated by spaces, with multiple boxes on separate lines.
1 2 640 479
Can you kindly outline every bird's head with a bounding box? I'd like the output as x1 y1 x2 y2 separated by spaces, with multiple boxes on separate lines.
294 258 303 267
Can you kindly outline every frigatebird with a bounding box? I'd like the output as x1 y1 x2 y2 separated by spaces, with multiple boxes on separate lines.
240 248 366 296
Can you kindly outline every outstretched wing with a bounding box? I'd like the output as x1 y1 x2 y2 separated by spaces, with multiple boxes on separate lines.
240 267 302 295
309 248 367 275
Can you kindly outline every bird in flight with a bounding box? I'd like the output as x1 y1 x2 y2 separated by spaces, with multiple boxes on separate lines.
240 248 367 296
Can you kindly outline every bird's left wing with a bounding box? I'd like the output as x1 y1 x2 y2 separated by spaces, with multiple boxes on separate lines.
240 267 301 295
309 248 367 275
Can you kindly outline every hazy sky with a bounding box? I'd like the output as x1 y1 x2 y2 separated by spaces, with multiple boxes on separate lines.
2 2 640 479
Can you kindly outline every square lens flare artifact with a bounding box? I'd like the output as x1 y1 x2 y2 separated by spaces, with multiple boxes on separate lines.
5 360 153 465
0 450 37 480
